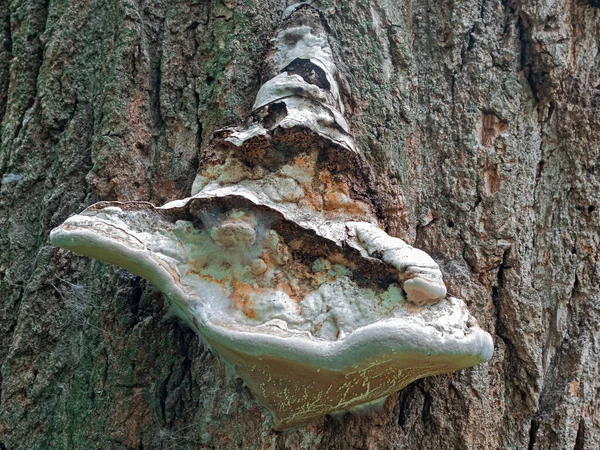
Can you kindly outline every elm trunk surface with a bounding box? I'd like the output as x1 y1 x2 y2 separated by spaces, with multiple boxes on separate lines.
0 0 598 449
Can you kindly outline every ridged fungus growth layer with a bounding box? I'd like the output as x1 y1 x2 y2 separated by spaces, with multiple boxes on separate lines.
50 4 493 429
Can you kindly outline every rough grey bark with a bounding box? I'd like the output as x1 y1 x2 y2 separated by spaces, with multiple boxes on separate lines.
0 0 598 449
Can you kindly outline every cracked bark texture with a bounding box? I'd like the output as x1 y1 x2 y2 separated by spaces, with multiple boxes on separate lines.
0 0 598 449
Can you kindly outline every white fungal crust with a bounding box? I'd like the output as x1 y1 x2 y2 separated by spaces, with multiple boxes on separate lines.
50 189 453 337
50 3 493 430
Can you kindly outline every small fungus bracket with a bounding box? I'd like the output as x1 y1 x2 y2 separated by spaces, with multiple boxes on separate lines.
50 4 493 430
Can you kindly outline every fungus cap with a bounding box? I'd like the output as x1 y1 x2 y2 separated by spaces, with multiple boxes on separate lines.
50 190 493 429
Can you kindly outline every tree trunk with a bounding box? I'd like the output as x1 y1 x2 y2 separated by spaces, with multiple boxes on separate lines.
0 0 598 449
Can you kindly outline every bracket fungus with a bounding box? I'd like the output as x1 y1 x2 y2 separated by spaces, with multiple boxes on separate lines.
51 5 493 430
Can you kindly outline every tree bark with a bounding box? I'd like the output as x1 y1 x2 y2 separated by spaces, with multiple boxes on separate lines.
0 0 598 449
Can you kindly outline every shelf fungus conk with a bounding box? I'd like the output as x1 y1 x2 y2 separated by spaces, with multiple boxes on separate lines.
50 5 493 430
